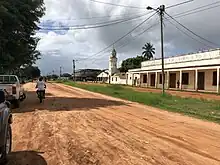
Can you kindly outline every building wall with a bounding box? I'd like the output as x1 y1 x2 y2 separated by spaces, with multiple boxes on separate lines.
109 57 117 75
203 69 216 92
126 73 140 86
141 49 220 71
157 72 168 89
138 69 218 92
111 76 126 84
127 73 133 85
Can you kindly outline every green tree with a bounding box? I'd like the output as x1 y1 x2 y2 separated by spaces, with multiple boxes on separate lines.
142 42 155 60
0 0 45 73
19 65 41 79
62 73 71 77
120 55 145 72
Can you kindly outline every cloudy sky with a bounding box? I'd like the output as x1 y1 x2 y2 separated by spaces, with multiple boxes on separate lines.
35 0 220 75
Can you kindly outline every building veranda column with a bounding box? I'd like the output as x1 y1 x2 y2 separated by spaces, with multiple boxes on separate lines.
139 73 142 87
217 68 220 93
195 69 198 91
132 73 134 86
147 72 149 87
179 70 182 90
167 71 169 89
155 72 158 88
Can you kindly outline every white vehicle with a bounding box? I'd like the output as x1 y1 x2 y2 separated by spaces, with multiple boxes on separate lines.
0 75 26 108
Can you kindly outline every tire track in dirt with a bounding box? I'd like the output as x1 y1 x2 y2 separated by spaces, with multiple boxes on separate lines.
50 83 220 164
95 108 220 163
10 83 220 165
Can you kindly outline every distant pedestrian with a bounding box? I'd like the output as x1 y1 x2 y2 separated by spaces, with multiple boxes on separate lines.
177 80 180 89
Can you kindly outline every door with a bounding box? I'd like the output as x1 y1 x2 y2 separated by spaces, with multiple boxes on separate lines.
134 77 137 86
198 72 205 90
169 73 176 88
150 74 155 87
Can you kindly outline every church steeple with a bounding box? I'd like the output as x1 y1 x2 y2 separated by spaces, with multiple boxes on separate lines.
111 46 117 58
109 47 118 76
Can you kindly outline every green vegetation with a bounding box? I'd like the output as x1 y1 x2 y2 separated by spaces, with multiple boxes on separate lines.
0 0 45 73
59 81 220 123
119 42 155 72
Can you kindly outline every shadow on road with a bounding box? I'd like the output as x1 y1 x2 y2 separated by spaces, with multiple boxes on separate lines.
7 151 47 165
13 91 126 113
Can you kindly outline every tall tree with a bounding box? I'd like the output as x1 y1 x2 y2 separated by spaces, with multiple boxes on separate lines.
19 65 41 79
120 56 145 72
142 42 155 60
0 0 45 73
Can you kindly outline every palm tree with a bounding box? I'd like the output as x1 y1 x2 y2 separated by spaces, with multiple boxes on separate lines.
142 42 155 60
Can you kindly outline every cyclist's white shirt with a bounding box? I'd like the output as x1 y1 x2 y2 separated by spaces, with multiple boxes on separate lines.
36 81 45 90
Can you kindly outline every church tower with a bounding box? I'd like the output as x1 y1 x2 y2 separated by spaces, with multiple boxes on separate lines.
109 47 118 76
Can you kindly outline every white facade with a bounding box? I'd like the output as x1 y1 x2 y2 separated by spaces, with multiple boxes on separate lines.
111 73 127 85
109 56 118 76
97 70 109 83
128 49 220 93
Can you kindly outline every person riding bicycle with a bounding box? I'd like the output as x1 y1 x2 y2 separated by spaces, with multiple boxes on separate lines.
35 76 46 98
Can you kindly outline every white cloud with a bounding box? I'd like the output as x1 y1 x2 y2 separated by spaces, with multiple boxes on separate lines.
36 0 220 75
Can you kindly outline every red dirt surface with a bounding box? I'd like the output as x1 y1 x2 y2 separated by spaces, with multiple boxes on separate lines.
8 83 220 165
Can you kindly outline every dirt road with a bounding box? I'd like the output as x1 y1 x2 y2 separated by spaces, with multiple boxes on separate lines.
8 83 220 165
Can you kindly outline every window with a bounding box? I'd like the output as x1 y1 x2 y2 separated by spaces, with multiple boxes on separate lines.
182 73 189 85
159 74 162 84
143 75 147 83
130 77 131 80
112 77 113 81
213 71 217 86
116 77 117 82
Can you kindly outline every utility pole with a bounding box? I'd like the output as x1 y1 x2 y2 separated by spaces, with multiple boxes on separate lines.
147 1 193 95
160 5 165 95
73 60 76 82
59 66 62 77
147 5 165 94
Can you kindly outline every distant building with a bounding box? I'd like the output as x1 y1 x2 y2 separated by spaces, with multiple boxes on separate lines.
75 69 101 81
127 48 220 93
97 48 127 84
110 72 127 84
97 69 109 83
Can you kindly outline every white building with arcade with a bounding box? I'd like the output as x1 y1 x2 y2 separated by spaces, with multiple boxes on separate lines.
127 48 220 93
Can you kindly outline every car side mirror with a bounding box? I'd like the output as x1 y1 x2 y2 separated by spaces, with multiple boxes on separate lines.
5 101 11 108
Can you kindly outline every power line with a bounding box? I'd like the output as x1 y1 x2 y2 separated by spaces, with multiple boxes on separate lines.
166 0 194 9
89 0 195 10
173 1 220 17
173 4 220 19
164 16 212 48
40 1 220 31
86 1 220 61
89 12 157 59
165 12 220 47
88 0 146 9
39 12 152 30
41 11 147 22
105 1 220 51
117 23 159 50
39 12 149 28
87 13 157 64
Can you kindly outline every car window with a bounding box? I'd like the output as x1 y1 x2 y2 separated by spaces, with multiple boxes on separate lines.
4 76 9 83
0 76 17 84
0 76 3 83
10 76 17 83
